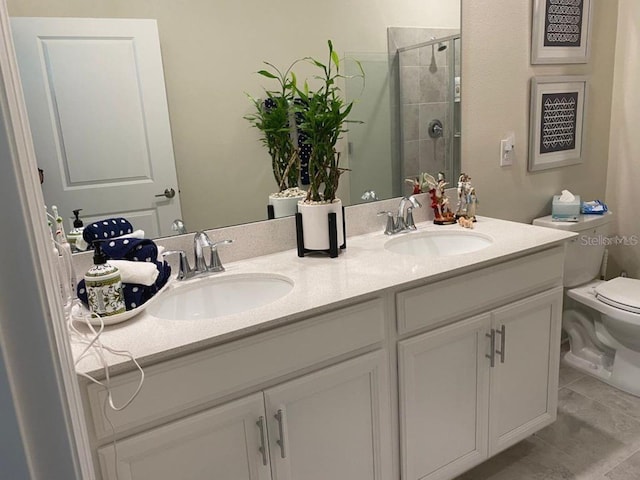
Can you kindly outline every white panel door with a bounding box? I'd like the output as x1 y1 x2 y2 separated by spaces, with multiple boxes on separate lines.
488 287 563 455
399 313 491 480
264 351 393 480
97 393 271 480
11 17 182 237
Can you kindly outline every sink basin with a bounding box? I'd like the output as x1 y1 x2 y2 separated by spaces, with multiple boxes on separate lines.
385 230 493 257
148 274 294 321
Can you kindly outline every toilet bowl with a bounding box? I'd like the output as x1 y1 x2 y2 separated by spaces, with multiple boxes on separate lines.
533 212 640 397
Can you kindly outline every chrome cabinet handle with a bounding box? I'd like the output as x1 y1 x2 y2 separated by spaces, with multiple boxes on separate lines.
486 329 496 368
496 325 506 363
256 416 268 466
155 187 176 199
274 409 286 458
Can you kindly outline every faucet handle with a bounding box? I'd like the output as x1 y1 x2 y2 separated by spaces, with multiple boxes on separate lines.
377 211 396 235
208 239 233 273
162 250 192 280
405 207 418 230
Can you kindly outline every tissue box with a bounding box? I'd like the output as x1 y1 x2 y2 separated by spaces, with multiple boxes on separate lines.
552 195 581 221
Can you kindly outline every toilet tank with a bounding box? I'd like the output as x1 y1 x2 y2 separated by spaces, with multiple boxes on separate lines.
533 212 614 287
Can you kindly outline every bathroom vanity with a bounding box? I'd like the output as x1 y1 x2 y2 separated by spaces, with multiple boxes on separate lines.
73 217 574 480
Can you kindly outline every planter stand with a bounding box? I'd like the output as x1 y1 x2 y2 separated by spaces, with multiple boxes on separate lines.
267 204 275 220
295 207 346 258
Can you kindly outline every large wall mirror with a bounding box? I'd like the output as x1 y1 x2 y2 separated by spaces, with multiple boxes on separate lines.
8 0 460 241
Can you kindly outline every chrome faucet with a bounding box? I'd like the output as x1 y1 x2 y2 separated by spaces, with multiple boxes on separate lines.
162 232 233 280
398 195 422 231
378 195 422 235
171 218 187 235
193 231 233 274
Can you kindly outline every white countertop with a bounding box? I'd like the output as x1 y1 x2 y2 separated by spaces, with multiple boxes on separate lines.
71 217 575 377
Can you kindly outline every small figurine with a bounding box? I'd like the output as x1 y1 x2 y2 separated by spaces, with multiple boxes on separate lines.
467 187 478 222
421 171 456 225
404 177 422 195
455 172 478 222
457 216 474 229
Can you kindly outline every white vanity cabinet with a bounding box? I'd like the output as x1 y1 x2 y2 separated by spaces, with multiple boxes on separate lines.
79 242 570 480
98 393 272 480
263 350 392 480
398 287 563 480
488 288 563 455
85 299 393 480
97 350 392 480
399 313 492 480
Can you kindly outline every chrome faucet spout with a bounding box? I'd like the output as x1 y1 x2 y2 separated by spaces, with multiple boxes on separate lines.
163 233 233 281
192 232 234 276
380 195 423 235
193 231 213 273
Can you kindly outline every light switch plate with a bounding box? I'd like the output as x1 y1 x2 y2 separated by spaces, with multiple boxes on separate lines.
500 134 515 167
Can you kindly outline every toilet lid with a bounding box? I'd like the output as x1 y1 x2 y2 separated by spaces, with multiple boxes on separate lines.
595 277 640 314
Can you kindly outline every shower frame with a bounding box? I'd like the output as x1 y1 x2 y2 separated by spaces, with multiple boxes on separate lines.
396 33 461 187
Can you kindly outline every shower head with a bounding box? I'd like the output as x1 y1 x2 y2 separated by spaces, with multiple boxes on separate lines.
429 36 447 52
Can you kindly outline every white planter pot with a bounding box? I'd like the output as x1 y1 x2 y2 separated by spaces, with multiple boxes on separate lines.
297 199 344 251
268 194 305 219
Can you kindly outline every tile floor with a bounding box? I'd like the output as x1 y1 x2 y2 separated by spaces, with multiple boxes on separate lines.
455 360 640 480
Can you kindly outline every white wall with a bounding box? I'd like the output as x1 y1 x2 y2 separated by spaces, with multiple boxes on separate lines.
605 0 640 278
8 0 460 232
0 2 90 475
0 351 31 479
0 62 81 480
461 0 618 223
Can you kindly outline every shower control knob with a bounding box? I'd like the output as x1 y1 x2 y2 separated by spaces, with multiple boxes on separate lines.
155 188 176 199
428 119 444 138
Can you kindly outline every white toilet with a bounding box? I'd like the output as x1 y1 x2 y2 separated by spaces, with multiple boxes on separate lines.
533 212 640 396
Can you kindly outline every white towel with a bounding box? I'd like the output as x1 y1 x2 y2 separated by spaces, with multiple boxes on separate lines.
114 229 145 240
109 260 159 286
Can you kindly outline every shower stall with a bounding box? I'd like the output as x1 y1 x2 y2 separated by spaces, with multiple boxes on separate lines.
393 32 461 189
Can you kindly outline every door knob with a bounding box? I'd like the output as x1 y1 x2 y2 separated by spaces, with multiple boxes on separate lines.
155 188 176 199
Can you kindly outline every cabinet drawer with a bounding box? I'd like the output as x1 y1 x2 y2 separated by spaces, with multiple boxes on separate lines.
396 247 564 335
97 393 270 480
87 298 386 440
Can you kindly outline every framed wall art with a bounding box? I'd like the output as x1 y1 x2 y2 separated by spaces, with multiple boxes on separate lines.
531 0 593 64
528 76 588 172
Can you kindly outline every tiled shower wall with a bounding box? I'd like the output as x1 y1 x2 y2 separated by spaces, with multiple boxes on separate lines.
388 27 460 188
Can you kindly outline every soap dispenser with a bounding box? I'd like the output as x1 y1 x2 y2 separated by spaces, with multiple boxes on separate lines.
84 241 126 317
68 209 86 252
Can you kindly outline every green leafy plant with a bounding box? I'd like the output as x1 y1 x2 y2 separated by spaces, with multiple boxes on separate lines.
245 61 301 192
296 40 364 203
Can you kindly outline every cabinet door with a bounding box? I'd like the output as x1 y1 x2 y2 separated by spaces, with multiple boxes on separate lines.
489 287 563 455
399 313 491 480
98 393 271 480
264 350 392 480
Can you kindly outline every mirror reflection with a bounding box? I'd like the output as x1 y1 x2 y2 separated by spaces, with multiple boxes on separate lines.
9 0 460 241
